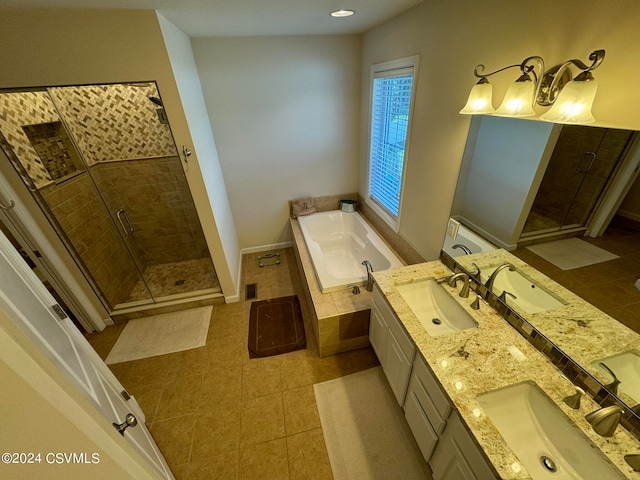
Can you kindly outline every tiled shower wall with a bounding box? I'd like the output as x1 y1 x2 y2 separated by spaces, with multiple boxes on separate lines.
48 84 176 164
91 157 209 266
0 91 59 188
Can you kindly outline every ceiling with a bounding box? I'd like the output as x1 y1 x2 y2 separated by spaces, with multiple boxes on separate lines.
0 0 423 37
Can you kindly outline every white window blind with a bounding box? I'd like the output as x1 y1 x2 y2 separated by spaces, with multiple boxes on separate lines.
368 66 415 220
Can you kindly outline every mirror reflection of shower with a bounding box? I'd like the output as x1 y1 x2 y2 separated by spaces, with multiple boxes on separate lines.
0 82 220 312
521 126 636 238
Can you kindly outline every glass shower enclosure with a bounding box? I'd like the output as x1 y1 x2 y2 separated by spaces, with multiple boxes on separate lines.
0 83 219 313
521 125 637 237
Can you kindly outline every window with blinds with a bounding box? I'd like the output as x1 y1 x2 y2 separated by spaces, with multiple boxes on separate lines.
367 57 418 230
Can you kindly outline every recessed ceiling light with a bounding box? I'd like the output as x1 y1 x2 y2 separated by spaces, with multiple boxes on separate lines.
330 9 355 18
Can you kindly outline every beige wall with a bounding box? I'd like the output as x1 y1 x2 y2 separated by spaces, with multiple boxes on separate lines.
361 0 640 260
158 13 241 300
191 35 361 248
619 175 640 221
0 8 240 302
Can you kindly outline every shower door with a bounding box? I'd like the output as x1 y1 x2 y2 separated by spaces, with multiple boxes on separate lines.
521 126 635 236
0 84 219 312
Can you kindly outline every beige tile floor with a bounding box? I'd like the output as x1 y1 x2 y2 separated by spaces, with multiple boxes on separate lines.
86 248 380 480
512 216 640 334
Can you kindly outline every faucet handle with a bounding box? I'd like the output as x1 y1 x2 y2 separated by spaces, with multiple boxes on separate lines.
498 290 517 303
563 385 585 410
470 294 481 310
625 454 640 472
585 405 624 437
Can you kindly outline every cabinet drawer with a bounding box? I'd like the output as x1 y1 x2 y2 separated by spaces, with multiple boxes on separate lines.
431 412 498 480
404 385 439 461
372 285 415 361
410 355 451 433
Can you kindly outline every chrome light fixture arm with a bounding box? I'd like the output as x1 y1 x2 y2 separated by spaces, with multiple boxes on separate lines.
537 49 605 106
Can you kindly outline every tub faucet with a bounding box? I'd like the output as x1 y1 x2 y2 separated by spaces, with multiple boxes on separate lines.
485 263 515 292
361 260 374 291
452 244 472 255
585 405 624 437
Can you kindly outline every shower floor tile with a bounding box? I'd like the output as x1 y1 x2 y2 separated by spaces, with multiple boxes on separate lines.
127 257 220 302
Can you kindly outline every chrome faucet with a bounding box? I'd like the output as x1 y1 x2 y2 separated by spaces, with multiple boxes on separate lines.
485 263 515 292
448 272 470 298
452 243 472 255
585 405 624 437
361 260 374 291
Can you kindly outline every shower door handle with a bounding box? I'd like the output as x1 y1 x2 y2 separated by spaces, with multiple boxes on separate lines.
577 152 596 173
116 209 134 236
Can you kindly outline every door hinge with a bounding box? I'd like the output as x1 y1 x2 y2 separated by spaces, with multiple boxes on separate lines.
121 390 131 401
51 304 68 320
33 250 42 258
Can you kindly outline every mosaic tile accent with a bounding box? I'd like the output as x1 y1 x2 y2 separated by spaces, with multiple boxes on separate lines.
22 121 83 181
49 84 177 164
0 91 58 187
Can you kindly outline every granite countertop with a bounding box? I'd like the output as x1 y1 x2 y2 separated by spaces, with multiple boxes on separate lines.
454 249 640 408
373 260 639 479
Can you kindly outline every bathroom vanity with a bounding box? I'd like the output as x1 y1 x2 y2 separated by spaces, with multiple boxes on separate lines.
371 260 639 479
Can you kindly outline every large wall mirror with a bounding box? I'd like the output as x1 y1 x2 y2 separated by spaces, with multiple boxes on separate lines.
445 115 640 421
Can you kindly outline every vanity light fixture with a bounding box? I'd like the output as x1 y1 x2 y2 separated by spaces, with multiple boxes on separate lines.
460 50 605 124
330 9 355 17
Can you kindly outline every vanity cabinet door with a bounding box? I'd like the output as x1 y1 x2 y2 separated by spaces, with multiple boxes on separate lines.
384 329 413 404
371 284 416 405
430 412 498 480
369 303 388 364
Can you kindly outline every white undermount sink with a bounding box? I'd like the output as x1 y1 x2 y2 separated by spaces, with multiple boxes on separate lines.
477 381 625 480
396 279 478 336
481 265 566 314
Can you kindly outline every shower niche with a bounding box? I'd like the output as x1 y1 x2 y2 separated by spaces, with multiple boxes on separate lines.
0 83 220 314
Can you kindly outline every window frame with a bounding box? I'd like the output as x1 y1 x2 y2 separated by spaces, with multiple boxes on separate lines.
365 55 420 233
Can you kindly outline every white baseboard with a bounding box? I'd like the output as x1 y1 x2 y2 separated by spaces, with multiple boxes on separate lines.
240 241 293 255
223 242 293 304
456 217 517 251
617 209 640 223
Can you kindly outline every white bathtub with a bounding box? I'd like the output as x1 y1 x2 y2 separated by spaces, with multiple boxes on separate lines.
442 221 497 257
297 211 404 293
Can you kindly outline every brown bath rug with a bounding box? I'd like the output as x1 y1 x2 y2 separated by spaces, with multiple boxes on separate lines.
248 295 306 358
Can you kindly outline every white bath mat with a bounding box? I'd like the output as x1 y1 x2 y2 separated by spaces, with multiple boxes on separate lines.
314 367 430 480
526 238 619 270
105 306 212 364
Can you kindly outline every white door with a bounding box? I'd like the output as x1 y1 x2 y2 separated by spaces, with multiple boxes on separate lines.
0 229 174 480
